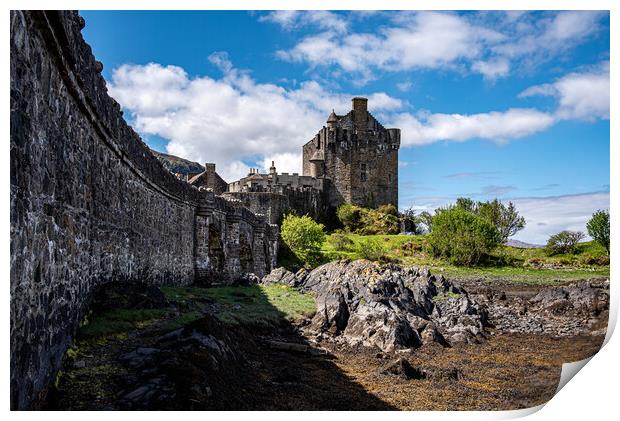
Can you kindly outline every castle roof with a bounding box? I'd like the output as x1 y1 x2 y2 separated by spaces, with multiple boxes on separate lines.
327 109 338 123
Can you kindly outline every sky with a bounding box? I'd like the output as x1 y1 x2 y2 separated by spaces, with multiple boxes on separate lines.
80 10 610 244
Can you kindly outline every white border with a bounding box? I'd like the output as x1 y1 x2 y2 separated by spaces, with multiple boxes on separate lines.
3 1 616 419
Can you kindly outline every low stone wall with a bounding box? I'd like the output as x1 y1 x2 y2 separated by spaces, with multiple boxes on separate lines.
10 11 277 409
223 186 327 225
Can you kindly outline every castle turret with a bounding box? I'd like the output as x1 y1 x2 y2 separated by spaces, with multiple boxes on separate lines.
327 109 338 128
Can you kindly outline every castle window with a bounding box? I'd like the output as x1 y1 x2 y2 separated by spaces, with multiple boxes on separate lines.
361 163 367 182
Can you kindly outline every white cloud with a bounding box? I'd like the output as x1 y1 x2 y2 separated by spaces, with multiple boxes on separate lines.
519 61 610 121
471 58 510 80
511 192 609 244
278 12 503 82
402 191 609 244
108 60 403 181
272 11 606 83
389 108 555 146
260 10 348 33
396 81 413 92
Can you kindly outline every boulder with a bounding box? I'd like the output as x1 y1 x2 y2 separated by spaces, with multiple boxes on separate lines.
297 261 488 352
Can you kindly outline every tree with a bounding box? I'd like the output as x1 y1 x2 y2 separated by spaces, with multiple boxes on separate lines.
417 211 434 233
546 230 585 255
455 197 476 213
477 199 526 242
428 207 501 266
280 214 326 267
587 210 610 254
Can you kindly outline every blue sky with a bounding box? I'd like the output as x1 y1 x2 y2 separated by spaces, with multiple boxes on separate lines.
80 10 610 243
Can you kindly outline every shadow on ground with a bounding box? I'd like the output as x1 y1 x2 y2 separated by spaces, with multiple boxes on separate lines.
46 281 396 410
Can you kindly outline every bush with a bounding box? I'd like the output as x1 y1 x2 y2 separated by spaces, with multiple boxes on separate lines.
328 233 354 251
336 204 363 232
337 203 400 235
358 211 400 235
597 255 610 266
356 238 386 262
428 207 501 266
377 204 399 216
280 214 326 268
587 210 610 254
545 230 585 255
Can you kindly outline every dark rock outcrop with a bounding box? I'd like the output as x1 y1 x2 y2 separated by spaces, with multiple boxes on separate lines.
485 279 610 336
274 261 488 353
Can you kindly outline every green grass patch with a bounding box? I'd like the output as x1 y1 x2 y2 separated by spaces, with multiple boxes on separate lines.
432 292 462 301
320 233 610 285
77 308 168 341
162 284 316 328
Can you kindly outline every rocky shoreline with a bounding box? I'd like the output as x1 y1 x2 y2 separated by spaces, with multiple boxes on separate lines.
46 260 609 410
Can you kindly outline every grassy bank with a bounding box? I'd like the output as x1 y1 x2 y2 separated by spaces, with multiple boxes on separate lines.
320 234 610 285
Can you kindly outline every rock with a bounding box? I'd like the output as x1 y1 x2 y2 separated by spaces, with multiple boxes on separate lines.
72 360 85 369
380 358 426 380
298 261 488 353
233 272 260 286
261 267 299 286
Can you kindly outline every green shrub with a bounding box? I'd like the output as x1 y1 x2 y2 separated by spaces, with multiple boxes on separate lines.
328 233 354 251
377 204 399 216
597 255 610 266
587 210 610 254
428 207 501 266
280 214 326 268
337 204 363 232
356 238 386 262
545 230 585 255
359 211 400 235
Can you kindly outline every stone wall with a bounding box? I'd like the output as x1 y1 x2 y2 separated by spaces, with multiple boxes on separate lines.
10 11 277 409
223 185 327 225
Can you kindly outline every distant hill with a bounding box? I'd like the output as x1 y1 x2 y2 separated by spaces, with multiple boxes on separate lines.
504 239 544 249
151 150 204 176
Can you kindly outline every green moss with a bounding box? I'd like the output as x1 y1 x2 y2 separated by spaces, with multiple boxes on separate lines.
77 308 168 341
163 284 316 329
433 292 462 301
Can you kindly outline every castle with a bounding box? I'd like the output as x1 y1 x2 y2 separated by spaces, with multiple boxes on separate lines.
189 97 401 224
9 11 400 408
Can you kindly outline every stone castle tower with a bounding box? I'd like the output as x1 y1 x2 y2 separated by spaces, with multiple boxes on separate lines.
302 97 400 209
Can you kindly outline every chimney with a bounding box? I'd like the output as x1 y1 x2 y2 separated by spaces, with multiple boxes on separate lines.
352 97 368 112
352 97 368 129
205 163 216 173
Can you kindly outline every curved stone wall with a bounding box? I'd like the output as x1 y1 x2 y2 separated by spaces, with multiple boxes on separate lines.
10 10 277 409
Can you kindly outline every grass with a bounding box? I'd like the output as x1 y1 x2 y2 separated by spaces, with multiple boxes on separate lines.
319 233 610 285
162 284 316 328
77 308 168 341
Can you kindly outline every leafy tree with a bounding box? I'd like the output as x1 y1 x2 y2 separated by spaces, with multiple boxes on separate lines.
477 199 526 242
455 197 476 213
400 207 424 234
417 211 434 233
455 197 525 242
428 207 501 266
587 210 610 254
280 214 326 267
545 230 585 255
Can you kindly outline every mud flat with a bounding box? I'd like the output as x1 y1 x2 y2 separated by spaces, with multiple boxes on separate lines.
46 262 609 410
